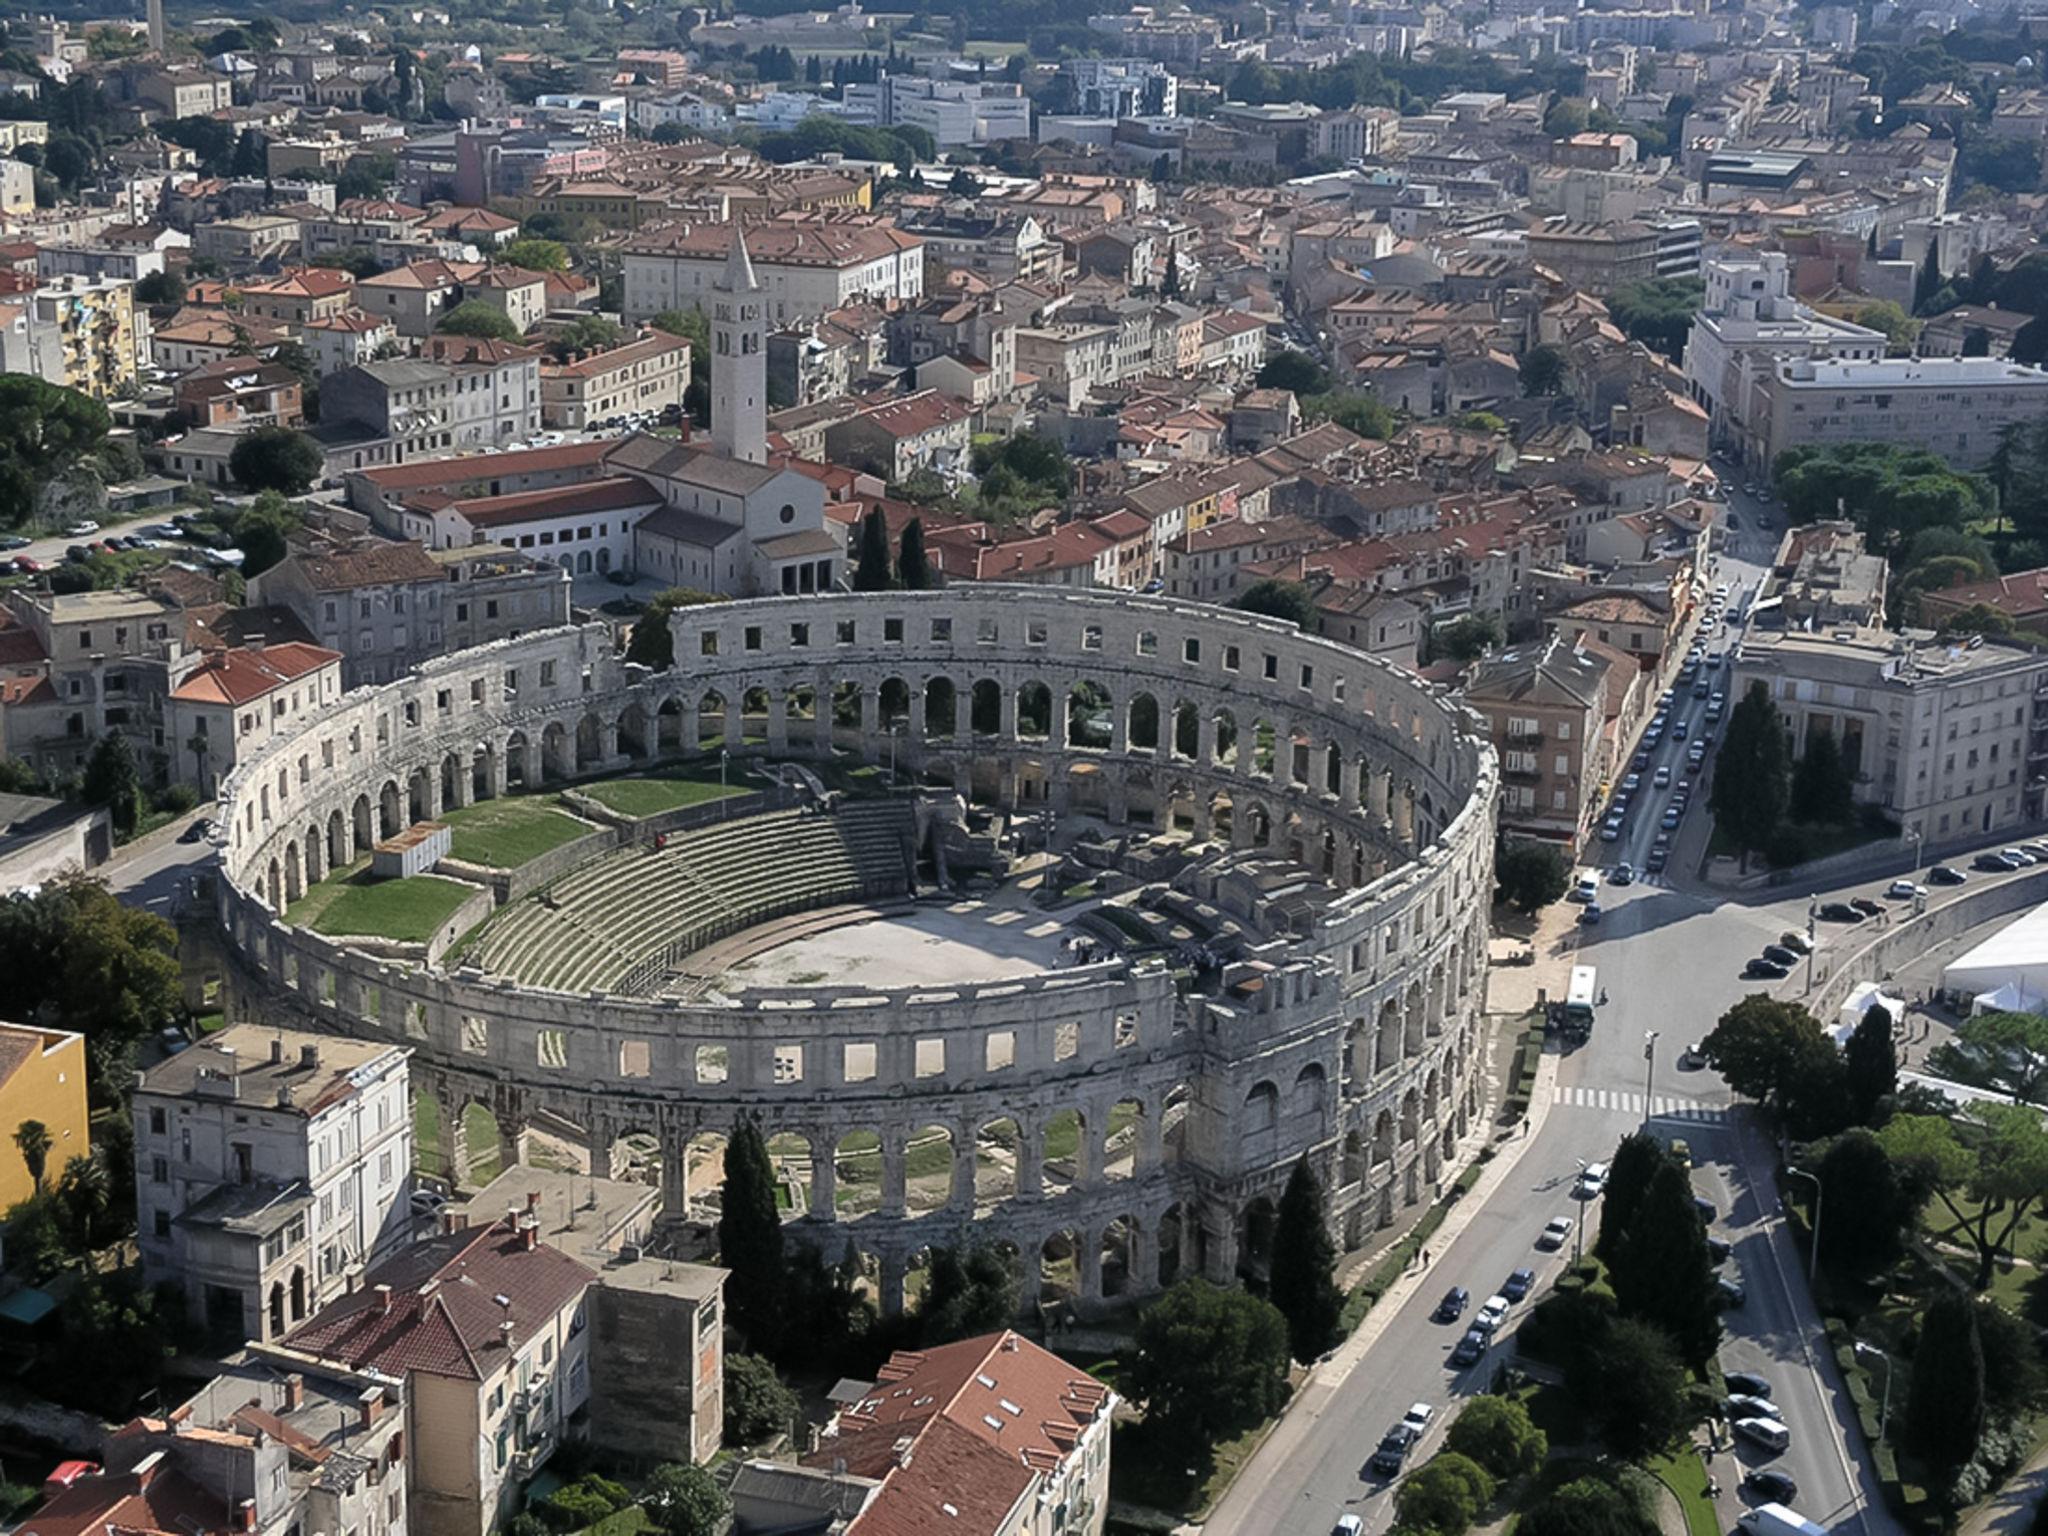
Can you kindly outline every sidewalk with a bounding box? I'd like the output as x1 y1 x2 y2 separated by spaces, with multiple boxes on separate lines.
1199 1045 1565 1535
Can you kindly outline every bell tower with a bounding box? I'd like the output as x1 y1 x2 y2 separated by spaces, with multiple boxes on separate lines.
709 223 767 466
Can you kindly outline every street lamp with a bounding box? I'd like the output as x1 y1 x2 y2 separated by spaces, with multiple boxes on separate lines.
1905 824 1924 877
1574 1159 1588 1267
718 748 729 819
1643 1031 1660 1125
1786 1164 1822 1284
1856 1342 1894 1445
1804 895 1819 994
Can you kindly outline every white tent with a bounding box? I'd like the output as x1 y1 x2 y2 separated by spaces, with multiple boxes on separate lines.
1969 980 2048 1016
1941 901 2048 1011
1836 980 1905 1044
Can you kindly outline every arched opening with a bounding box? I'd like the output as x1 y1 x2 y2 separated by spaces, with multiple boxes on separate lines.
905 1123 955 1215
351 794 373 856
787 685 817 734
575 713 603 770
1404 983 1425 1057
471 744 495 802
975 1117 1020 1208
742 687 771 738
1251 719 1276 777
1161 1084 1191 1163
1041 1108 1084 1195
970 679 1002 736
618 703 649 759
1373 1109 1395 1165
282 840 303 904
1246 802 1272 847
540 721 571 781
1212 709 1238 768
268 1282 284 1337
504 732 529 789
326 809 347 869
407 767 429 824
1127 691 1160 752
1400 1088 1419 1144
1292 1062 1329 1128
378 780 401 838
1210 791 1233 841
1377 1002 1400 1075
439 753 460 811
1100 1217 1137 1298
1158 1204 1187 1288
1343 1128 1366 1186
924 676 957 739
1326 741 1344 797
1238 1197 1277 1287
831 681 862 745
765 1132 811 1224
656 697 684 752
834 1129 882 1219
1016 681 1052 741
879 677 910 730
698 691 728 749
289 1265 306 1322
1102 1099 1145 1182
680 1129 726 1222
1173 699 1200 759
1067 681 1112 750
1039 1229 1080 1307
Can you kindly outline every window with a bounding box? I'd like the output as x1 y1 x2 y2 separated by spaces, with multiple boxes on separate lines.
149 1107 166 1135
151 1155 168 1184
884 617 904 643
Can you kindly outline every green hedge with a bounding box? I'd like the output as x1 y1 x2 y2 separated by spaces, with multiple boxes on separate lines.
1501 1024 1545 1119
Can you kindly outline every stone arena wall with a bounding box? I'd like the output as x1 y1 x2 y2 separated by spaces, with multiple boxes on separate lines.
211 588 1501 1313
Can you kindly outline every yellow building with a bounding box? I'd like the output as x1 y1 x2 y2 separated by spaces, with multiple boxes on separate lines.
0 1020 88 1210
31 275 140 399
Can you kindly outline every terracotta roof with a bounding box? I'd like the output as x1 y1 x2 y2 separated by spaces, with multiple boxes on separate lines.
240 267 356 300
542 329 690 381
354 438 612 490
451 476 659 529
21 1464 235 1536
169 642 339 706
418 205 520 236
849 390 971 441
291 540 445 591
282 1223 596 1382
623 219 922 270
0 611 48 669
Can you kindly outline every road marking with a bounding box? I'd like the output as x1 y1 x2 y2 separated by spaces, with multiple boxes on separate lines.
1549 1086 1728 1120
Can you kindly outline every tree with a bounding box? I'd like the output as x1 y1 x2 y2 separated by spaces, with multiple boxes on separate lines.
723 1353 799 1445
1609 1160 1721 1367
1232 578 1320 631
1703 995 1826 1105
134 269 185 306
1518 1476 1659 1536
1915 240 1944 314
1125 1279 1290 1446
1606 277 1706 362
1394 1452 1495 1536
854 506 893 591
1594 1131 1669 1263
643 1463 729 1536
1519 343 1567 397
226 489 300 578
1709 682 1791 856
717 1116 785 1352
1816 1128 1913 1274
918 1245 1016 1344
1493 840 1570 913
1571 1317 1697 1460
625 588 722 670
946 168 983 199
436 301 524 343
499 237 570 272
334 154 398 203
1975 1298 2047 1420
1268 1155 1342 1364
1949 1010 2048 1104
1161 253 1183 300
229 428 323 495
1844 1004 1899 1124
1444 1394 1548 1480
1790 726 1855 825
1255 350 1331 396
81 733 141 836
1855 300 1921 355
544 316 623 361
898 518 937 590
1433 611 1503 661
1302 390 1397 437
1881 1106 2048 1289
0 375 111 529
53 1151 110 1252
13 1120 51 1195
1543 95 1590 137
1906 1291 1985 1479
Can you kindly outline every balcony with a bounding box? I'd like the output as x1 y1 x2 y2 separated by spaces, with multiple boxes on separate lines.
1504 727 1545 746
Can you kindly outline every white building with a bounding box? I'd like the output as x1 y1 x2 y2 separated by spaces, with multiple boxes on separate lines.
1681 253 1886 458
841 74 1031 147
621 220 924 325
1747 356 2048 471
134 1025 414 1346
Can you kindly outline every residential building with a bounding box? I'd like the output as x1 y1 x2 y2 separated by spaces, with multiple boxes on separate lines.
165 641 344 796
620 220 924 326
0 1020 86 1211
30 275 138 397
434 545 575 650
355 260 487 338
1523 219 1661 296
134 1026 415 1346
0 587 186 782
172 356 305 431
822 390 974 482
303 310 400 377
138 66 233 117
1463 634 1620 851
193 213 304 268
1733 627 2048 841
248 540 448 688
898 210 1060 285
236 268 358 327
466 266 550 335
1770 521 1888 630
539 329 691 431
1015 322 1120 408
1746 357 2048 472
1918 304 2033 359
1547 591 1678 664
1920 565 2048 632
732 1330 1114 1536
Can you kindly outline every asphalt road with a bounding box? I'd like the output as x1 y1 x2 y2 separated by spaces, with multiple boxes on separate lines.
1207 485 1936 1536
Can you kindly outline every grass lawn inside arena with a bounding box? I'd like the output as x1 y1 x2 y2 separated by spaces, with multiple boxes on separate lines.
577 763 751 818
291 868 478 943
437 795 590 868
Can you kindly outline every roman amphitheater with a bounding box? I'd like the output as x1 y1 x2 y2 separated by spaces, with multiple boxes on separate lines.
211 587 1499 1315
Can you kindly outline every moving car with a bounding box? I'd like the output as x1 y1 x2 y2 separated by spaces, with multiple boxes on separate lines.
1610 862 1635 885
1434 1286 1470 1322
1537 1216 1573 1250
1501 1267 1537 1301
1334 1518 1364 1536
1449 1328 1489 1367
1574 1162 1609 1198
1725 1370 1773 1399
1733 1417 1790 1453
1578 903 1602 925
1645 847 1668 873
1737 1504 1825 1536
1930 865 1967 885
1570 875 1599 903
1654 765 1672 788
63 520 99 536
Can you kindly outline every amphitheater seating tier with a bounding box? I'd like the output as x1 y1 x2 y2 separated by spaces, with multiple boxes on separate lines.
462 801 914 992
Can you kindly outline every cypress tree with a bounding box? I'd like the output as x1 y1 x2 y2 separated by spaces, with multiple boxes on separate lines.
1161 254 1183 300
898 517 936 589
854 506 893 590
718 1116 786 1353
1611 1159 1722 1367
1915 239 1943 313
1594 1131 1667 1262
1844 1003 1898 1125
1791 727 1854 825
1267 1155 1344 1363
1907 1290 1985 1477
1708 681 1791 858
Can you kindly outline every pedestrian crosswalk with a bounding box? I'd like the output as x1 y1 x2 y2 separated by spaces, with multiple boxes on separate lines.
1550 1085 1729 1121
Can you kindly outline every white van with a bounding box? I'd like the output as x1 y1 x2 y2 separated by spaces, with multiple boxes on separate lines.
1734 1416 1791 1452
1738 1503 1827 1536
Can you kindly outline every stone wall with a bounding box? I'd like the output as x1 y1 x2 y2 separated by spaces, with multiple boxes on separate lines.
1808 866 2048 1018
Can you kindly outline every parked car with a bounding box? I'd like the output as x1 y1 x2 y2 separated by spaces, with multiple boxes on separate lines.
0 535 27 551
178 817 213 843
1661 808 1682 831
1930 865 1967 885
1578 903 1602 925
1668 1137 1691 1166
1777 930 1813 955
1575 1162 1609 1198
1434 1286 1470 1322
1654 765 1672 788
1609 863 1635 886
1622 773 1641 792
1400 1403 1435 1439
1501 1267 1537 1301
2003 847 2040 866
1717 1274 1747 1308
1334 1517 1364 1536
1725 1371 1773 1399
1815 901 1864 922
1474 1295 1510 1334
63 520 98 536
1570 875 1599 903
1742 1470 1797 1504
1645 847 1668 873
14 556 40 573
1743 957 1790 979
1761 944 1800 967
1600 819 1623 843
409 1187 449 1217
1672 719 1690 739
1849 897 1885 918
1706 1235 1733 1264
1733 1416 1788 1452
2024 842 2048 862
1368 1428 1415 1476
1975 851 2022 872
1537 1216 1573 1250
1449 1328 1489 1367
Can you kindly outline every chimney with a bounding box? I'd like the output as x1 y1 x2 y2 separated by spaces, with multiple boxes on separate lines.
498 1319 515 1349
269 1036 284 1064
358 1386 383 1429
283 1373 304 1411
237 1500 256 1533
441 1208 469 1235
298 1043 319 1070
374 1283 393 1315
1001 1334 1019 1352
504 1206 521 1233
526 1190 542 1212
520 1216 539 1252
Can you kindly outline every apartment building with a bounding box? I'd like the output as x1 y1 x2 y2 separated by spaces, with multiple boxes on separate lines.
0 587 185 782
539 329 691 430
165 641 343 796
1746 357 2048 472
620 220 925 325
134 1026 415 1346
236 267 358 327
1733 628 2048 842
0 1020 86 1211
248 538 448 688
1463 634 1624 851
30 274 139 397
1523 219 1660 296
1016 322 1120 408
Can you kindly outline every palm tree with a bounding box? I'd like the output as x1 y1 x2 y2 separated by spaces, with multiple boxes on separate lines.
56 1153 110 1250
14 1119 52 1196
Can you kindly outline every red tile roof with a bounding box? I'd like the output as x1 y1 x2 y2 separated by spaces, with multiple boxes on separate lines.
354 439 612 491
22 1464 234 1536
169 643 340 707
449 475 660 528
283 1224 595 1382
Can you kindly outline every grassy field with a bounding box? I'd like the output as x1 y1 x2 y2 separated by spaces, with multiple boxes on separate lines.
292 869 477 942
578 763 748 818
438 795 589 868
1647 1445 1720 1536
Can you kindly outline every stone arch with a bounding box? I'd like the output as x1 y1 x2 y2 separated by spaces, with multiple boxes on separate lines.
438 752 461 812
1067 680 1112 750
764 1132 812 1224
1173 699 1200 759
1100 1216 1139 1299
1127 691 1160 752
878 677 910 730
1344 1017 1369 1085
1292 1061 1329 1125
504 731 530 789
618 701 650 759
833 1129 882 1219
1372 1109 1394 1165
378 780 401 837
1428 962 1447 1036
974 1116 1020 1207
1400 1087 1419 1144
407 766 430 823
1157 1204 1189 1289
1016 680 1052 741
1042 1107 1084 1195
923 676 957 739
656 697 684 752
904 1122 954 1215
741 687 771 739
1209 789 1233 841
1244 1080 1280 1132
1342 1127 1365 1186
1161 1083 1191 1163
268 1280 284 1337
1404 982 1425 1057
970 678 1002 736
1212 708 1238 768
698 690 728 748
1250 719 1276 777
1244 801 1272 847
1039 1228 1080 1306
302 823 322 887
1102 1098 1145 1182
787 684 818 737
351 793 373 856
1238 1196 1277 1284
326 808 347 869
1325 740 1344 797
679 1129 726 1221
575 713 603 770
1425 1067 1441 1121
540 721 571 780
283 840 303 904
289 1264 306 1322
471 742 496 801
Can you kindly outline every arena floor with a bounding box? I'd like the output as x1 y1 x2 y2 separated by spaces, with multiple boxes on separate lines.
718 892 1082 988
